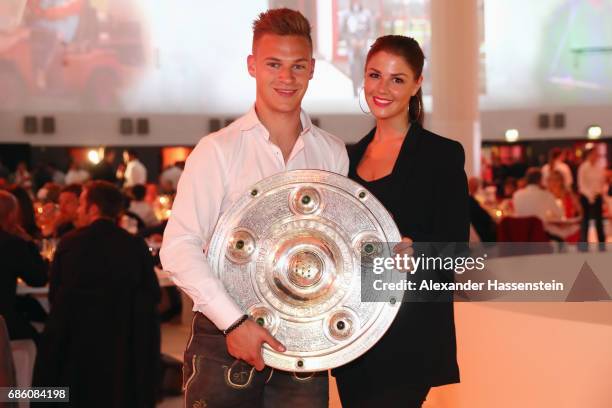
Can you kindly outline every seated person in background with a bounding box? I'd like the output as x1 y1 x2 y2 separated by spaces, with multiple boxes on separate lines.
135 217 180 323
64 161 90 185
12 162 33 193
547 170 582 242
498 176 517 214
6 185 40 239
36 182 62 204
36 182 64 237
0 191 48 344
513 167 564 240
128 184 158 227
33 181 160 407
542 147 573 190
54 183 82 237
468 177 497 242
119 196 146 235
159 161 184 194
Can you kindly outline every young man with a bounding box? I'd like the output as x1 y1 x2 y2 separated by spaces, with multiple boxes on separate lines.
123 149 147 187
578 148 607 246
54 183 82 237
127 184 157 226
90 149 117 184
160 8 348 408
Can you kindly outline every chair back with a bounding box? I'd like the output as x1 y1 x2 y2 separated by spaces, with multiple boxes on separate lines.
498 216 549 242
497 216 553 255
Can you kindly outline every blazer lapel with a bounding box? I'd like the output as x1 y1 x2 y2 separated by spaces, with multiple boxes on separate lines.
348 127 376 177
394 122 424 181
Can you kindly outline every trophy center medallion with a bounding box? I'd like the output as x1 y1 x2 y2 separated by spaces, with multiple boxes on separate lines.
287 250 324 288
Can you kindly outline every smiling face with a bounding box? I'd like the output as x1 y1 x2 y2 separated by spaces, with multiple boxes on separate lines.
248 34 314 115
364 51 423 125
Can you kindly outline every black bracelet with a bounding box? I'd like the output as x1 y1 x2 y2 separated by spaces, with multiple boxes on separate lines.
223 314 249 336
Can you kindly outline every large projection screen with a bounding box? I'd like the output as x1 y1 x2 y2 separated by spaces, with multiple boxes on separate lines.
0 0 610 115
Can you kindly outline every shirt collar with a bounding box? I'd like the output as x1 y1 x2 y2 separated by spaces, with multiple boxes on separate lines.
299 109 314 136
238 105 261 132
239 104 315 139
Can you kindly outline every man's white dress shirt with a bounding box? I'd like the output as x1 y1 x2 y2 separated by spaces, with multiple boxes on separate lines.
129 201 158 227
160 107 349 330
124 159 147 187
65 168 90 185
513 184 564 235
578 160 606 204
160 166 183 191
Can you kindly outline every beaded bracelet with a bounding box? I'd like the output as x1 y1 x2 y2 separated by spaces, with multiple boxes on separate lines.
222 314 249 336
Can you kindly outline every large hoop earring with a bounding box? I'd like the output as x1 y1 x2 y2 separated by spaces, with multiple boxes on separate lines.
358 87 371 115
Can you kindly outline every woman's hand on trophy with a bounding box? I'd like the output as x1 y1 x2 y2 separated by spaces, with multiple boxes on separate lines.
393 236 414 257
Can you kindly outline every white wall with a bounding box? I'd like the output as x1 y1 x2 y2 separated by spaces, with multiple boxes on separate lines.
480 105 612 142
2 103 610 147
0 106 612 146
0 111 376 146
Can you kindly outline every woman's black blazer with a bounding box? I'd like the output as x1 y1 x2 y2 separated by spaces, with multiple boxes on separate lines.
333 122 470 387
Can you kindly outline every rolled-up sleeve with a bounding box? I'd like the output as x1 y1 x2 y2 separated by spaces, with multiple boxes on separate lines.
160 137 243 330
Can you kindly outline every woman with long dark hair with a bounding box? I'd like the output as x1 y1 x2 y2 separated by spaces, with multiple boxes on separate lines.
332 35 470 407
6 185 40 239
0 190 47 344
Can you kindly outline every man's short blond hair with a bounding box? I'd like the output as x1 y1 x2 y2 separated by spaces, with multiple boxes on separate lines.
252 8 312 50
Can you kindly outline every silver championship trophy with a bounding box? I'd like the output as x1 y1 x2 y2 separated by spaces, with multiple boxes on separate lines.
207 170 402 371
